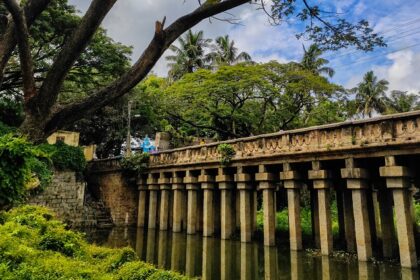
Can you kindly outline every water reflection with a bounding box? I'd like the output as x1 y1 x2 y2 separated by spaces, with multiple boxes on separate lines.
82 227 419 280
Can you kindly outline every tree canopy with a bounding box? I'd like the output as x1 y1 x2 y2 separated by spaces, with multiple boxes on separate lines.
0 0 386 142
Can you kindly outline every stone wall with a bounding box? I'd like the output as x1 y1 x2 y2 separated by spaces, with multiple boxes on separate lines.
87 170 138 227
29 171 86 226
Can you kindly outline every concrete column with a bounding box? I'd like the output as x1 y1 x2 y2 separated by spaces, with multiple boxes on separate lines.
380 156 417 268
158 173 171 231
172 175 185 233
200 170 216 237
342 189 356 252
137 177 148 227
377 188 396 258
235 168 253 243
280 163 303 251
185 170 199 235
256 165 276 246
147 174 159 229
341 158 372 261
308 161 333 255
217 168 235 239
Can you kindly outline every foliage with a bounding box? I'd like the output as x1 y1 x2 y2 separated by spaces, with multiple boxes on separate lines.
166 30 212 80
0 205 190 280
164 62 343 140
353 71 389 118
300 44 334 78
415 202 420 227
39 141 86 172
0 121 14 136
217 144 236 166
384 90 420 114
208 35 252 67
121 152 150 173
0 135 52 209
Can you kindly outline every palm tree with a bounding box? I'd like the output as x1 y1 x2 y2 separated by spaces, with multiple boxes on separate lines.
353 71 389 118
300 44 335 78
208 35 252 67
166 30 211 80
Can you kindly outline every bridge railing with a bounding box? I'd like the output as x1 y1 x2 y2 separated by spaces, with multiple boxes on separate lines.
149 110 420 168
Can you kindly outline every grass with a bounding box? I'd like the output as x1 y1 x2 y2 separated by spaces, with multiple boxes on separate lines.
0 205 190 280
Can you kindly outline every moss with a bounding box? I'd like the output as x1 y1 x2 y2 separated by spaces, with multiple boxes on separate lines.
0 205 191 280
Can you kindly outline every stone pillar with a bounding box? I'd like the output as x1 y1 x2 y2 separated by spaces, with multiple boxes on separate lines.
217 168 235 239
377 188 396 258
147 173 159 229
280 163 303 251
342 189 356 252
380 156 417 268
137 177 148 227
341 158 372 262
256 165 276 246
158 173 171 231
172 174 185 233
185 170 199 235
235 167 253 243
200 170 216 237
308 161 333 255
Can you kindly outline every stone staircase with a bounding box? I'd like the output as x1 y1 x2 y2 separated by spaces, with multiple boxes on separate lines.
83 192 114 228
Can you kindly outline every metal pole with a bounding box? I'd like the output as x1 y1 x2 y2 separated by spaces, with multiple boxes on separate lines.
126 101 132 156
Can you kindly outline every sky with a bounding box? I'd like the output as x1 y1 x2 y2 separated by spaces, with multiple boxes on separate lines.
68 0 420 93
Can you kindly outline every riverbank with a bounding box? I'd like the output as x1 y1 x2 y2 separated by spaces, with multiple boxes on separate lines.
0 205 190 280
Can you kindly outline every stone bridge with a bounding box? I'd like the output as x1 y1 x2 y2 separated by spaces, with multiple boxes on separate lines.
89 111 420 269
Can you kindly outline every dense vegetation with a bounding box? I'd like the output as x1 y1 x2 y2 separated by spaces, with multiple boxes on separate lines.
0 132 86 210
0 205 189 280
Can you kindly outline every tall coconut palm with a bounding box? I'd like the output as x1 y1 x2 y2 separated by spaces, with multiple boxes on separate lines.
300 44 335 78
166 30 211 80
353 71 389 118
208 35 252 67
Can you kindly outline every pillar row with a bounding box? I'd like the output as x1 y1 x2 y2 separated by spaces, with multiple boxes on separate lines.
235 169 253 243
158 174 171 231
185 171 199 235
147 173 159 229
280 163 302 251
380 156 417 269
256 165 276 246
200 170 216 237
341 158 372 262
217 168 235 240
308 161 333 255
172 174 185 233
137 177 148 228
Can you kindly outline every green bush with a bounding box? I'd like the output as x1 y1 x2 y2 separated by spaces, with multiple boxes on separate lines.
0 134 52 209
0 205 190 280
39 141 86 172
121 152 150 173
415 202 420 227
217 143 236 166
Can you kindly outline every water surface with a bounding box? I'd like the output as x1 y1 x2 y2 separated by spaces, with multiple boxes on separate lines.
82 227 419 280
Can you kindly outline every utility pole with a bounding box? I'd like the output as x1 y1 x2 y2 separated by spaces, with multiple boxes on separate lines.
126 100 132 156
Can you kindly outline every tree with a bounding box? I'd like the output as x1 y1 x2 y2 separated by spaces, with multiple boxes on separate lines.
0 0 385 142
353 71 389 118
208 35 251 67
384 90 420 114
164 62 341 140
300 44 334 78
166 30 211 80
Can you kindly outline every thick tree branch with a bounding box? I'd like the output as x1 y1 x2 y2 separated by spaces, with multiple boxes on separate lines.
36 0 117 115
0 0 51 83
46 0 249 134
3 0 36 102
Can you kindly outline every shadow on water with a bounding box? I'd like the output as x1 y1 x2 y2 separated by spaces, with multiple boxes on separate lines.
82 227 419 280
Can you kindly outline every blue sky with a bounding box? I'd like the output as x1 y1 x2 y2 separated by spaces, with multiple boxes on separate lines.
69 0 420 92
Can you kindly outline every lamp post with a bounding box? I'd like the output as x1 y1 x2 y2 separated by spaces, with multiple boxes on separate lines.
126 101 132 156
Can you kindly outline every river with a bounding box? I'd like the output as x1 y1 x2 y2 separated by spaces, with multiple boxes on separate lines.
82 227 419 280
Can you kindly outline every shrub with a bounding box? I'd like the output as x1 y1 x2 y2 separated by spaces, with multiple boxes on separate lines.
0 205 190 280
0 135 52 209
39 141 86 172
121 152 150 173
217 143 236 166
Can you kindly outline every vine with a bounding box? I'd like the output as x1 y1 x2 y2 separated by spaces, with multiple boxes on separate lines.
217 144 236 166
